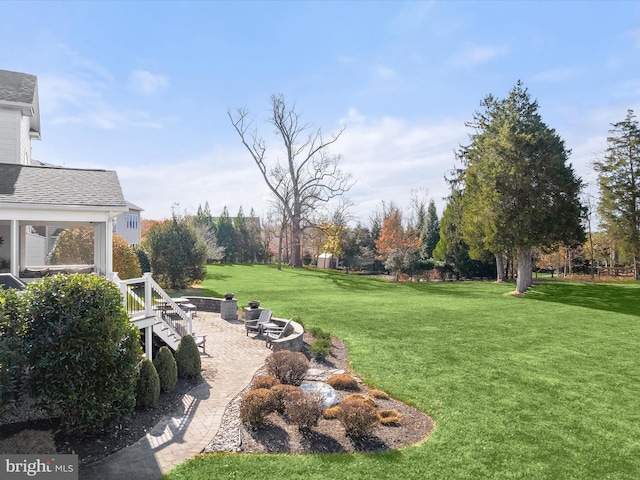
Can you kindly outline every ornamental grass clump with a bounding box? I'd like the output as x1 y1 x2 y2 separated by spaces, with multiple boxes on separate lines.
377 409 403 425
326 373 359 391
265 350 309 386
284 390 325 430
154 346 178 393
369 389 390 400
251 374 281 390
344 393 376 407
175 334 201 378
323 405 341 420
136 358 160 408
239 388 276 427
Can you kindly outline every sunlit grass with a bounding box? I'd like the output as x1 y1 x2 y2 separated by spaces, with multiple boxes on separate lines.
164 265 640 479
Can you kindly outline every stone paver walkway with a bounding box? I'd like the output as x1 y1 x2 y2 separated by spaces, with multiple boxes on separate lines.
80 312 270 480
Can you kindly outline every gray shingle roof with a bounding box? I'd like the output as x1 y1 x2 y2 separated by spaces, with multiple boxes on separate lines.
0 69 37 105
0 163 127 209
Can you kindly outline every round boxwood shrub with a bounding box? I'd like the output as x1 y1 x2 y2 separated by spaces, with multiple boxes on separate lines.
24 274 141 434
136 358 160 408
153 346 178 393
175 334 201 378
270 384 301 414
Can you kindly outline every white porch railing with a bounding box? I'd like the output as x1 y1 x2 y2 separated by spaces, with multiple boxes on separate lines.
112 272 193 358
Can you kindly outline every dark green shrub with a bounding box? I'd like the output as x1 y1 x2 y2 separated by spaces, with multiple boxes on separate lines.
327 373 359 391
309 327 330 341
337 396 378 438
264 350 309 386
239 388 276 426
284 390 324 430
24 274 141 434
308 337 331 361
175 334 201 378
251 374 280 390
0 289 27 412
270 384 301 414
136 358 160 408
153 346 178 393
134 245 151 273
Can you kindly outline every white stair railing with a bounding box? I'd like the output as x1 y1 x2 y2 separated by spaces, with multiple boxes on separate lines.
113 272 193 347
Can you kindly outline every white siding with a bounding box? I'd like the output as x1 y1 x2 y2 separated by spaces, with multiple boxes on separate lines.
25 231 46 266
114 211 141 246
19 114 31 164
0 109 19 163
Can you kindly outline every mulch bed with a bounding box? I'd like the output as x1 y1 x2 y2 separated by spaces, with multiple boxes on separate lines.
236 333 434 454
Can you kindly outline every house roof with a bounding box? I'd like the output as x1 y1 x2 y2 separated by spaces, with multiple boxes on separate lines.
126 200 144 212
0 163 127 209
0 69 37 104
0 69 41 137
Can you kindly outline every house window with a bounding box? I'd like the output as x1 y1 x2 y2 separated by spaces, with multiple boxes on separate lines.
126 213 139 229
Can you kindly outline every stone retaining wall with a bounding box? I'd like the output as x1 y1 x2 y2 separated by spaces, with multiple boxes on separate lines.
184 296 223 313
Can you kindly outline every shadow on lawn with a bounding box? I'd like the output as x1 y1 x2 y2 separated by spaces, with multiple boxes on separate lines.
527 282 640 317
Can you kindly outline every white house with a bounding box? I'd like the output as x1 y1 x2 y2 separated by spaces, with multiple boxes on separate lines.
0 69 130 278
0 69 198 360
114 201 143 246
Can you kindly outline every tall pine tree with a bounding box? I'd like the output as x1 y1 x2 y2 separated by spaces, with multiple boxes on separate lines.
594 109 640 279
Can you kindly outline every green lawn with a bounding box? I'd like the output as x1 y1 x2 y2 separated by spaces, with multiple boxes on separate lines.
164 265 640 479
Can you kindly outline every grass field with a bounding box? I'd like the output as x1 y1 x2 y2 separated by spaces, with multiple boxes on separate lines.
164 265 640 479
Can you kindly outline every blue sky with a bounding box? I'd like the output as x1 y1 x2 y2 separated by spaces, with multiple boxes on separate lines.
3 1 640 222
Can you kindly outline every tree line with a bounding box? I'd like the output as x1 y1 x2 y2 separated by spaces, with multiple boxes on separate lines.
133 84 640 292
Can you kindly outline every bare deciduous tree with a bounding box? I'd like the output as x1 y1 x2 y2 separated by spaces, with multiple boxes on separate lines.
229 94 353 267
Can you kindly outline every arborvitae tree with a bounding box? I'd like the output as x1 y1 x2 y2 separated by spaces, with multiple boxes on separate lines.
421 199 440 259
215 206 237 263
234 206 250 263
457 81 585 293
594 109 640 279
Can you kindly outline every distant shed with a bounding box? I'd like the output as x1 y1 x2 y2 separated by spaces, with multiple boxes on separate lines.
317 253 337 269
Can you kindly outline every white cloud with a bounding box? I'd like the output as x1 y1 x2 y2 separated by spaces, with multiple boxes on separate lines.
451 43 510 67
529 67 583 83
376 65 397 80
128 70 169 96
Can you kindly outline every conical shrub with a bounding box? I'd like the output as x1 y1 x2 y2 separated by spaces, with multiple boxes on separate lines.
153 346 178 393
175 334 201 378
136 358 160 408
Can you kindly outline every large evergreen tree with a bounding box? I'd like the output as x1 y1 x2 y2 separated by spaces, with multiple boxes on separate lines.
215 206 237 263
458 81 585 293
422 199 440 259
594 109 640 279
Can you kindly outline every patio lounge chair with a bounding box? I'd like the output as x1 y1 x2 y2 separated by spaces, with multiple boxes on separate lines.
245 308 272 337
264 319 292 348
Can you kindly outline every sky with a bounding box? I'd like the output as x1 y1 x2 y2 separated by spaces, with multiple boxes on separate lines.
3 1 640 223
